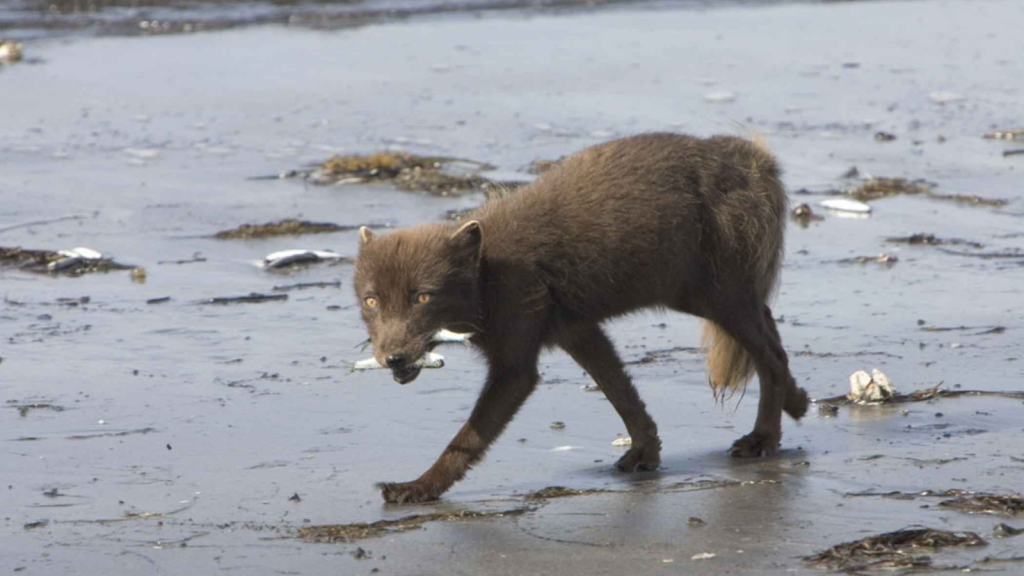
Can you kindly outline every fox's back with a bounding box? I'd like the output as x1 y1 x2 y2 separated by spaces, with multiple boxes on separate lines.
471 133 786 320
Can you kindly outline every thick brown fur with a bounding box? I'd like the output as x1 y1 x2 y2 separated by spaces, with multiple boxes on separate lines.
353 133 809 504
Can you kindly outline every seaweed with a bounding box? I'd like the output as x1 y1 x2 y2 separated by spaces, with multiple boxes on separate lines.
848 178 933 201
0 246 133 276
214 219 383 239
7 402 65 417
297 508 528 543
836 254 897 266
804 528 985 572
521 486 612 500
815 383 1024 406
939 495 1024 516
201 293 288 305
926 192 1008 207
885 233 984 249
624 346 702 366
271 281 342 292
308 152 493 196
846 178 1006 207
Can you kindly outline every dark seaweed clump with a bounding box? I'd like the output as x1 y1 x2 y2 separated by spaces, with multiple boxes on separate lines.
0 247 132 276
312 152 491 196
214 219 375 239
297 508 527 543
804 528 985 572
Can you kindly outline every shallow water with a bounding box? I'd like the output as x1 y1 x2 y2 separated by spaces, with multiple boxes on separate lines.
2 0 1024 574
0 0 815 40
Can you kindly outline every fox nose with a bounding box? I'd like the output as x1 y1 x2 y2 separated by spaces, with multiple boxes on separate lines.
385 354 407 369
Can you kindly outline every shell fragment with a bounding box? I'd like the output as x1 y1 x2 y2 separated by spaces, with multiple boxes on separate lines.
0 41 23 63
847 369 896 404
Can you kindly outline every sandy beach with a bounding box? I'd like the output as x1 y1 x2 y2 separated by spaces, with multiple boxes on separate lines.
2 0 1023 573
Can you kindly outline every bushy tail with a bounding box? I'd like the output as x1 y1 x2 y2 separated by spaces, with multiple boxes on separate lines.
702 321 755 402
701 219 784 402
703 130 786 401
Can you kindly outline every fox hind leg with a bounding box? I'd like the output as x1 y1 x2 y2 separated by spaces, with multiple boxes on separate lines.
708 299 794 457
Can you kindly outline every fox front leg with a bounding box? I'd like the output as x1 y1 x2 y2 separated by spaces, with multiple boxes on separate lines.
377 361 540 503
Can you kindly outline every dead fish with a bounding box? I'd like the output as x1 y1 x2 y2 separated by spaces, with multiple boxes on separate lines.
47 247 104 271
820 198 872 214
352 352 447 371
60 247 103 260
431 329 472 344
48 256 84 272
263 249 343 269
351 329 471 371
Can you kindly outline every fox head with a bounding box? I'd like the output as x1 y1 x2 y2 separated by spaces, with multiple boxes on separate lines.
353 220 483 384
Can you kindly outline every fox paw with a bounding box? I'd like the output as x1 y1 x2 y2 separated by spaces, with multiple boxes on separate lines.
614 444 661 472
785 386 810 420
377 481 440 504
729 432 780 458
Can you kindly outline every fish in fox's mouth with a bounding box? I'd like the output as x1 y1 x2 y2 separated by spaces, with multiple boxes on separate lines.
391 366 422 385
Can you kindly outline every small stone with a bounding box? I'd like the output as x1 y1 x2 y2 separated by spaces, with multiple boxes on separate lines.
549 421 566 430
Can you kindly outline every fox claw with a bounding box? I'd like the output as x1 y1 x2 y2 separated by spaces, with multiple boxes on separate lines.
377 481 440 504
614 444 661 472
729 432 780 458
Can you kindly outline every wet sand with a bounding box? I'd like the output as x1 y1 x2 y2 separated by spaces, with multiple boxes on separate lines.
2 0 1024 574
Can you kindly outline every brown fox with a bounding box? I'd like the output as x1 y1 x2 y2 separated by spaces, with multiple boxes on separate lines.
353 133 809 504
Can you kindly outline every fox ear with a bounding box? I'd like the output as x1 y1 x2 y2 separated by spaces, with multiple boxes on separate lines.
449 220 482 262
359 226 375 245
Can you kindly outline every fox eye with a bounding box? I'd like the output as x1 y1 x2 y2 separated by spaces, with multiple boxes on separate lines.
416 293 431 304
364 296 378 308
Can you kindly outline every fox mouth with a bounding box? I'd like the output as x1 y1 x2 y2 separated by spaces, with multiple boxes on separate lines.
391 366 422 385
